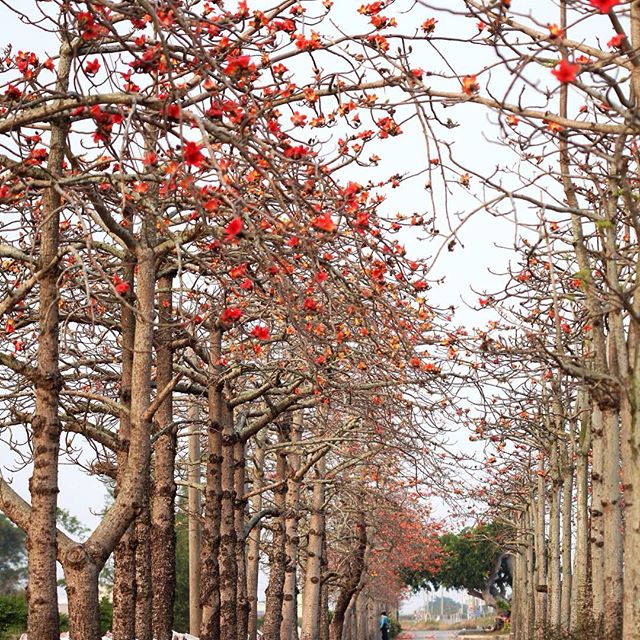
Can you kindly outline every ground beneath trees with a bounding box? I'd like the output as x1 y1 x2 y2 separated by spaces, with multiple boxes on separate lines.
398 631 460 639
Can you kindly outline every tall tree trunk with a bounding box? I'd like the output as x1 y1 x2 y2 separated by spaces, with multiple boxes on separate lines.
328 513 367 640
601 406 623 640
534 452 548 637
64 242 157 639
201 329 223 640
300 457 326 640
571 399 590 631
112 236 137 640
235 437 249 640
560 439 573 630
247 435 265 640
548 441 562 629
262 422 290 640
135 501 153 640
27 39 71 640
281 413 303 640
526 506 536 640
219 401 238 640
590 404 605 628
319 574 329 640
64 556 100 640
511 512 527 640
151 273 177 640
189 401 203 636
621 386 640 640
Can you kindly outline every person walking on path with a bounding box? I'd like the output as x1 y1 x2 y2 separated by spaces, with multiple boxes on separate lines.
380 610 390 640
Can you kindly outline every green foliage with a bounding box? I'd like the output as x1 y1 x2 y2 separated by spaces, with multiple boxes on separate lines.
99 596 113 634
0 515 26 595
0 593 27 637
173 506 189 632
425 596 463 617
56 507 90 539
389 617 402 638
402 523 511 597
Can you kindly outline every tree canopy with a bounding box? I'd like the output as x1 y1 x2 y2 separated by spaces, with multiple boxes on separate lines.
403 523 512 610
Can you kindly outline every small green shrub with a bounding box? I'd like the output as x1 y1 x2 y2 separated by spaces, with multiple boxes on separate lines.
389 617 402 638
0 593 27 637
99 596 113 634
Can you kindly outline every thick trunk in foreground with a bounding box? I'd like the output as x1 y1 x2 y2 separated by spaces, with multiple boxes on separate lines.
27 40 72 640
151 273 177 640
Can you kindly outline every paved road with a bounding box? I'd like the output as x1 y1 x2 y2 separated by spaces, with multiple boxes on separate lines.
398 631 461 640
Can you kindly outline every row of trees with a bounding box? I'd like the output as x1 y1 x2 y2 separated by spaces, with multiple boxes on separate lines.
408 1 640 639
0 2 450 640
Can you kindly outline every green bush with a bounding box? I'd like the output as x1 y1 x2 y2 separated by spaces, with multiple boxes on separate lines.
0 593 27 638
390 617 402 638
99 596 113 634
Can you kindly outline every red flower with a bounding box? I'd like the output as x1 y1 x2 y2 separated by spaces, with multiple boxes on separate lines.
589 0 620 13
608 33 625 48
224 55 256 76
166 104 181 120
224 216 243 241
183 141 205 167
113 276 130 295
461 75 479 96
251 325 270 340
303 297 319 312
551 58 580 83
85 59 100 76
283 145 310 160
221 307 243 324
311 213 336 232
229 263 247 279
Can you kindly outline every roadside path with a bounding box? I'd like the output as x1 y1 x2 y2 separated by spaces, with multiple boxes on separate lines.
397 631 461 640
